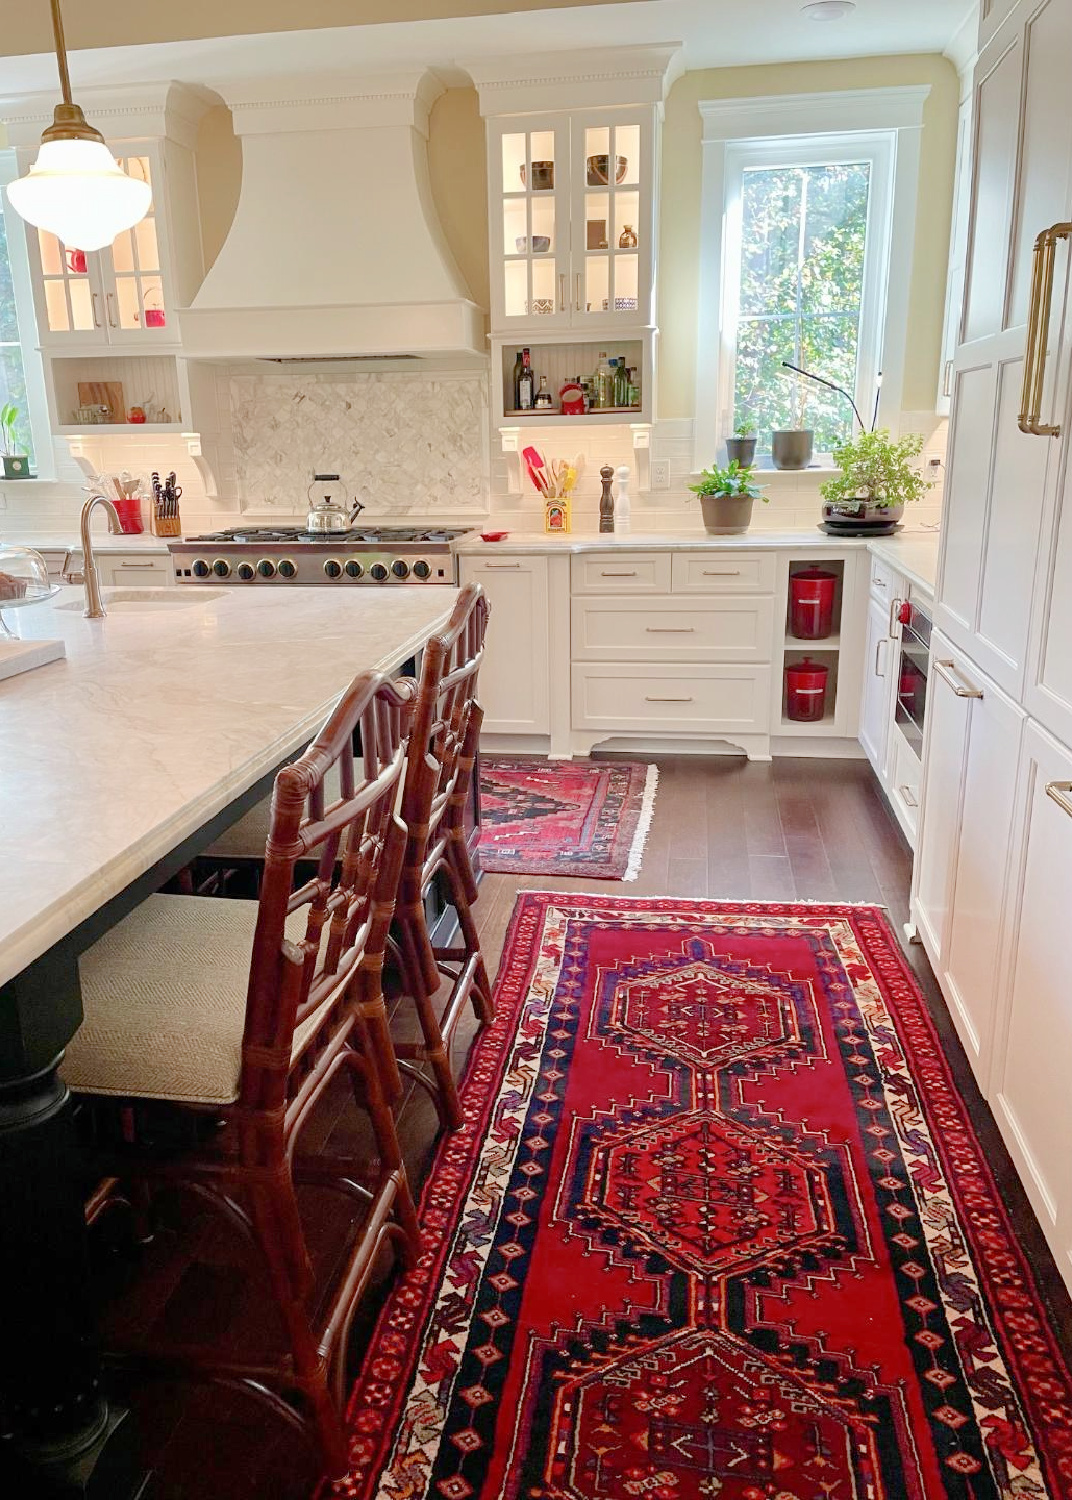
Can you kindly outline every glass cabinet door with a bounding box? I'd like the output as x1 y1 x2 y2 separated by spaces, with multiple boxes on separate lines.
31 228 106 345
571 111 652 328
101 152 170 343
492 118 571 331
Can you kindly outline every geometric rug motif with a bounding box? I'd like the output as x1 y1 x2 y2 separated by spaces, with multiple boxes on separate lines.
325 895 1072 1499
477 759 658 880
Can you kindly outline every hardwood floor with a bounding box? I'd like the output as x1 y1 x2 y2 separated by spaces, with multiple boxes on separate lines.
90 755 1072 1499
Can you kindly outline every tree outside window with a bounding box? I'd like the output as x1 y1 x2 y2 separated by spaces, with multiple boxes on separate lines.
734 161 870 453
0 205 35 465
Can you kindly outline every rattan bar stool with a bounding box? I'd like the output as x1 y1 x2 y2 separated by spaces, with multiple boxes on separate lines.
62 671 419 1477
391 583 493 1131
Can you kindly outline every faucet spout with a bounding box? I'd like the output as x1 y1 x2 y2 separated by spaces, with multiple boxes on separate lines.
80 494 122 619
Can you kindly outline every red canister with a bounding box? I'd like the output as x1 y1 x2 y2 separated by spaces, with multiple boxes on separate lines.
785 658 829 723
789 567 837 640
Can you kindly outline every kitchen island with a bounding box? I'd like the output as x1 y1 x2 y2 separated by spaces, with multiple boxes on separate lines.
0 582 459 1497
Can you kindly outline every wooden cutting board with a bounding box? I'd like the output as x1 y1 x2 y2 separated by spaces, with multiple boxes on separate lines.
77 381 125 422
0 637 66 683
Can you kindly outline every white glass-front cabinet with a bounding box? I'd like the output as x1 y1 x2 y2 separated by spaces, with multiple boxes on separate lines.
488 108 656 334
26 145 175 348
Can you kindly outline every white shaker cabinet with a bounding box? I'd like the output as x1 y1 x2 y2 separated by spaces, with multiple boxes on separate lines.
460 555 551 735
991 721 1072 1286
858 593 894 778
913 634 1024 1088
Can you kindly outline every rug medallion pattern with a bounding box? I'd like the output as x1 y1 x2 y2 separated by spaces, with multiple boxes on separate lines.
330 896 1072 1499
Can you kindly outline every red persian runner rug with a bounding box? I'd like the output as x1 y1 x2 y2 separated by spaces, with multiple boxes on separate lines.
330 895 1072 1499
478 759 657 879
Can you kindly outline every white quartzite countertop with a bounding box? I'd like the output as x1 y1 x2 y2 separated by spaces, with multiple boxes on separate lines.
0 585 458 988
0 530 173 555
452 527 941 594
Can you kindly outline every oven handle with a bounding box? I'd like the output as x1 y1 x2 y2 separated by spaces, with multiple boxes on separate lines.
934 657 983 699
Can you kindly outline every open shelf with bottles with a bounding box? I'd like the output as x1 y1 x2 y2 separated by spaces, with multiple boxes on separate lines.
47 354 186 431
493 332 654 426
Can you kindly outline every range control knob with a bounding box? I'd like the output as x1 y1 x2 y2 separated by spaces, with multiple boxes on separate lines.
343 559 364 579
323 559 343 579
412 559 431 580
277 558 297 579
191 559 210 578
212 558 231 578
369 562 389 582
236 561 255 580
256 558 276 579
391 559 411 580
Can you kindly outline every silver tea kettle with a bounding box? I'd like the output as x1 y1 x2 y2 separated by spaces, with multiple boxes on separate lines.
306 473 364 534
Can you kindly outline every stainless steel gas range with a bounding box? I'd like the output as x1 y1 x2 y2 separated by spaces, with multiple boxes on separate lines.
168 526 464 585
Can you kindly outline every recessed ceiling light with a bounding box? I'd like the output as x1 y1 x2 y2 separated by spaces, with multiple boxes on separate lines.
802 0 858 19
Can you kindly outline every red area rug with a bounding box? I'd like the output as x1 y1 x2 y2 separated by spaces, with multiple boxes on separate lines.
330 895 1072 1499
477 758 657 879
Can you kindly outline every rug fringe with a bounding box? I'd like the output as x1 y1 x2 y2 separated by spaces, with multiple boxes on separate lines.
623 762 660 882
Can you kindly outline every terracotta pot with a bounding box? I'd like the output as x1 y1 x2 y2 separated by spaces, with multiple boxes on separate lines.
725 436 757 467
699 492 754 534
821 498 905 535
771 429 814 470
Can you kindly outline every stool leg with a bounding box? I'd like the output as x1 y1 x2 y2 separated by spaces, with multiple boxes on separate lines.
443 840 494 1024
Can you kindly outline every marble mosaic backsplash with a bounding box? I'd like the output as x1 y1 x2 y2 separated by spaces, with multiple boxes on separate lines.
229 371 488 515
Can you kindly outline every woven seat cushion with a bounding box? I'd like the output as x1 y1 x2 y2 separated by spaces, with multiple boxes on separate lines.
64 895 317 1106
202 762 350 862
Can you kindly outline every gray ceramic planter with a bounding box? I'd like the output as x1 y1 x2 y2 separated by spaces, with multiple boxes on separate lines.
771 430 814 470
725 436 757 467
699 492 754 534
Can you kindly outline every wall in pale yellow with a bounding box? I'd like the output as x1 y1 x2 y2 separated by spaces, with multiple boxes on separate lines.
659 53 960 419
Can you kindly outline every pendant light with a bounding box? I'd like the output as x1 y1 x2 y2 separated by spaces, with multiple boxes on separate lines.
6 0 151 252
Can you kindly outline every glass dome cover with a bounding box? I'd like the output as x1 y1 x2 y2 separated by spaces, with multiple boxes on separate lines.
0 545 59 635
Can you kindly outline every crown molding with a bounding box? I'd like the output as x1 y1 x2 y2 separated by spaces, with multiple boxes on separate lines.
700 85 931 143
464 44 683 117
0 80 217 150
217 70 444 138
943 3 980 88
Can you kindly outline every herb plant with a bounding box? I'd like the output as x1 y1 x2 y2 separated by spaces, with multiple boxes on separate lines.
689 460 766 501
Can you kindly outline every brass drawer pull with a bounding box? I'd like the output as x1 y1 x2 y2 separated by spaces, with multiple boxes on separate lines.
645 695 694 702
600 570 638 577
645 627 695 633
1019 221 1072 437
119 561 158 570
934 658 983 698
702 569 742 576
481 561 521 569
1045 781 1072 819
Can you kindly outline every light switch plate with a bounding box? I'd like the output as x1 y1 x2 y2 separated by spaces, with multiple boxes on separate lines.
650 459 671 490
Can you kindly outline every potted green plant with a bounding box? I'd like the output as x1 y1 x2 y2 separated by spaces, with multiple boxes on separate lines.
726 417 757 468
688 459 766 534
771 376 814 471
820 428 932 535
1 404 30 479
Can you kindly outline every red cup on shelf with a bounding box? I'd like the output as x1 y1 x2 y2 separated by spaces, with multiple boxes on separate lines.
789 567 837 640
785 658 829 723
112 496 144 534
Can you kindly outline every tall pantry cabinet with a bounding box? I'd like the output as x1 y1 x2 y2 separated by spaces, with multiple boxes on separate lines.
912 0 1072 1291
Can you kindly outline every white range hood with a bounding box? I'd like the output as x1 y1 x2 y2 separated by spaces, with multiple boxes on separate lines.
179 70 484 362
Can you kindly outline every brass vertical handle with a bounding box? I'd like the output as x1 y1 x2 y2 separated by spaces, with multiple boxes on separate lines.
91 292 102 329
889 597 902 637
558 273 566 312
575 272 582 312
1019 221 1072 437
1045 781 1072 819
874 638 887 676
105 291 117 328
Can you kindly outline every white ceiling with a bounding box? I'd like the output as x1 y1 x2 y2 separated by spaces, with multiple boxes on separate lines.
0 0 975 96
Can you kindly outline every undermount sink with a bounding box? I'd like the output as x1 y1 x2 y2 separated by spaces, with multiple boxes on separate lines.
57 588 228 612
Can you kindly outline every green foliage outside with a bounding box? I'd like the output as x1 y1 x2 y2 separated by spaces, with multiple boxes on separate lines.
0 206 35 462
821 428 932 510
689 459 767 501
734 161 870 454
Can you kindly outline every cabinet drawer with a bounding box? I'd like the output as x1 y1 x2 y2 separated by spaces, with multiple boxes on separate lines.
571 662 771 734
571 596 774 663
869 555 900 602
98 556 172 586
671 552 776 594
889 727 922 843
572 552 671 594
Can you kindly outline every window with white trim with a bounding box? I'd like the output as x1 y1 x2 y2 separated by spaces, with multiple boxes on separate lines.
0 150 53 476
694 88 927 469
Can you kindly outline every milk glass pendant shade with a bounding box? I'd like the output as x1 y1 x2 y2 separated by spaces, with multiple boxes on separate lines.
6 1 151 251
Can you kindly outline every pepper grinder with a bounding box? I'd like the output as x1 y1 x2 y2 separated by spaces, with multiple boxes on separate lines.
614 465 632 534
599 465 615 533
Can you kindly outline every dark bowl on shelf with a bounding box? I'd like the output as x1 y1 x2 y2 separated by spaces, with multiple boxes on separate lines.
587 154 628 186
515 235 551 254
520 160 555 190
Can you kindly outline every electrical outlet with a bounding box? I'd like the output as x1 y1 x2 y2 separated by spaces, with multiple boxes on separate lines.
650 459 671 490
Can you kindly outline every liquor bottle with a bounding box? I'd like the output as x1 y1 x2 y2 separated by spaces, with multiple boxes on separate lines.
518 348 535 411
613 358 629 409
591 351 613 410
533 375 554 410
512 349 527 411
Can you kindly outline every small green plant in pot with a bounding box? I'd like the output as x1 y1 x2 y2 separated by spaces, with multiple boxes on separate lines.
1 404 29 479
689 459 766 535
726 416 757 468
820 428 932 535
